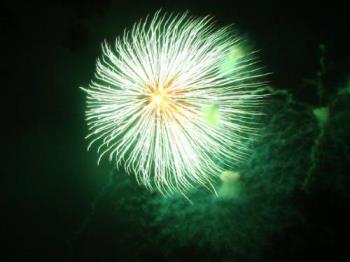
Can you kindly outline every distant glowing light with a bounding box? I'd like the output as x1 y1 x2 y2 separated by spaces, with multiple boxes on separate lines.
202 104 220 128
220 170 241 182
313 107 329 128
81 11 266 195
220 46 246 75
218 170 241 199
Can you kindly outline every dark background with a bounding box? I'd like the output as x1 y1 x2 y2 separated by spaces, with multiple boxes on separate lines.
3 0 350 261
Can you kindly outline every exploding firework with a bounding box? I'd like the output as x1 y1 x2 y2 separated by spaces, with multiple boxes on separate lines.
81 11 266 194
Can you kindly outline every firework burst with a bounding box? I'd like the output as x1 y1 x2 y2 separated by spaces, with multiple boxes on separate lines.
81 11 266 194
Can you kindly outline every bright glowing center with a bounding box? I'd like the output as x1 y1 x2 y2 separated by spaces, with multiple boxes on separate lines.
152 91 164 105
150 89 169 111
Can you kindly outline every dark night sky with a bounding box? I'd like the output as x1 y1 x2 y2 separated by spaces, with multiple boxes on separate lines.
4 0 350 261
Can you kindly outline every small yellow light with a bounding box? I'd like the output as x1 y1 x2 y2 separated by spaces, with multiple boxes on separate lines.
152 93 162 104
151 90 166 107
